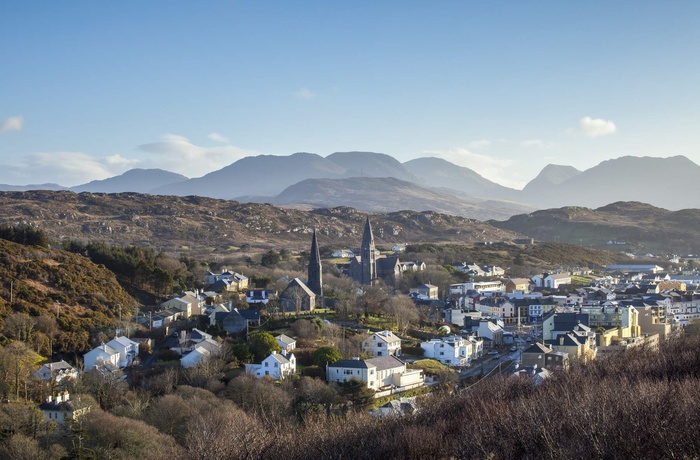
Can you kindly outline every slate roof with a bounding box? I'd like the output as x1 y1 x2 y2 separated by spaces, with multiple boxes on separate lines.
366 355 405 371
328 359 370 369
276 334 296 346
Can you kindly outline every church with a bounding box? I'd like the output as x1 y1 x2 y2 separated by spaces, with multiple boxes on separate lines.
279 228 324 311
347 217 404 286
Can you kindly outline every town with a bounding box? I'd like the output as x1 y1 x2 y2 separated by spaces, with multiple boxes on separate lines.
3 215 699 458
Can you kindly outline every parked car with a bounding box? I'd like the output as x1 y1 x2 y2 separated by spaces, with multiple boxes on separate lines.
510 346 517 352
492 355 500 360
487 350 499 355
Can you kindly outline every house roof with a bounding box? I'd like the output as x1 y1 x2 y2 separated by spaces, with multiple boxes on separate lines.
367 355 405 371
370 330 400 344
267 352 292 364
282 278 316 298
522 342 551 354
547 273 571 280
191 328 212 341
38 360 76 373
508 278 531 285
107 336 138 348
328 359 371 369
238 309 260 321
276 334 296 346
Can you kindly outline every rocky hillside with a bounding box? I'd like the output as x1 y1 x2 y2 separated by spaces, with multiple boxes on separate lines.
490 201 700 255
0 191 522 257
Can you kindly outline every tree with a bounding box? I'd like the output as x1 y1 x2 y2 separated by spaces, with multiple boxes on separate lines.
248 332 280 362
312 346 342 368
341 379 375 411
260 250 280 267
292 377 339 419
0 341 39 401
4 313 36 343
384 295 420 335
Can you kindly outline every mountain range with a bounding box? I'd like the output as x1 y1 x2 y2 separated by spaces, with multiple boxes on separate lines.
1 152 699 219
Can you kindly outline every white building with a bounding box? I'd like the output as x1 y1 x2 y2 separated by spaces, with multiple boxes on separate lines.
180 338 222 368
83 336 139 372
420 336 471 367
245 351 296 380
362 330 402 357
275 334 297 353
34 360 78 384
326 355 424 392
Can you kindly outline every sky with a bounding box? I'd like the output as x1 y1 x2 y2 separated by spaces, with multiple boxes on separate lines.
1 1 699 188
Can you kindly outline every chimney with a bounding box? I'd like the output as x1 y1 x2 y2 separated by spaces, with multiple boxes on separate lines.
352 357 360 360
559 336 564 346
46 395 53 404
272 351 277 355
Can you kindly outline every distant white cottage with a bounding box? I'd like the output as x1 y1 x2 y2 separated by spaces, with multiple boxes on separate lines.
245 351 296 380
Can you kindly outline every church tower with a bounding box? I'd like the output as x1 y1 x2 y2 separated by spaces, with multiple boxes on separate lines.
360 217 376 285
307 227 323 301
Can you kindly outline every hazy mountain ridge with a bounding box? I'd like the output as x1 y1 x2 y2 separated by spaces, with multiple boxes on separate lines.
2 153 699 215
403 157 519 200
268 176 533 220
71 168 188 193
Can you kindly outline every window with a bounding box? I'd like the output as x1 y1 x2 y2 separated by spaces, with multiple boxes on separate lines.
264 362 268 367
265 371 269 376
344 369 353 375
274 362 278 367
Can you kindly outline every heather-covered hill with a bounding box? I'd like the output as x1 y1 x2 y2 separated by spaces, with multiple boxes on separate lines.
0 238 136 352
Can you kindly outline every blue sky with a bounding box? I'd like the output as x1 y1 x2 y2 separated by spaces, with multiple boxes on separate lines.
1 1 698 187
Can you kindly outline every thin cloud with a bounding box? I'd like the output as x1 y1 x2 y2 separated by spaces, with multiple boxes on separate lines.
208 132 230 143
577 116 617 137
294 88 315 100
520 139 556 148
467 139 492 149
0 152 140 186
0 115 24 134
138 134 258 177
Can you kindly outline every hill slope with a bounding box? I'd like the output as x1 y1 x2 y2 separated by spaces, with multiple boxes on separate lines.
403 157 519 200
152 152 347 199
490 201 700 254
270 176 527 219
532 155 700 209
72 168 188 193
327 151 418 182
0 238 136 352
0 191 522 255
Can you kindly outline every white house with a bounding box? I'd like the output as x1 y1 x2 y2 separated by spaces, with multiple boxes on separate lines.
245 351 296 380
476 321 505 345
39 392 90 425
34 360 78 384
275 334 297 353
420 336 472 367
83 336 139 372
326 355 424 392
180 338 222 368
362 330 402 357
105 336 140 368
83 344 119 373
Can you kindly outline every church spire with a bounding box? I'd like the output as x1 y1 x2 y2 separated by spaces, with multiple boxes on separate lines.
307 227 323 299
360 217 376 285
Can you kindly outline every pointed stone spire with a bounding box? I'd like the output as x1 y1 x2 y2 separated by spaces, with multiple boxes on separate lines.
307 227 323 298
360 217 376 285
